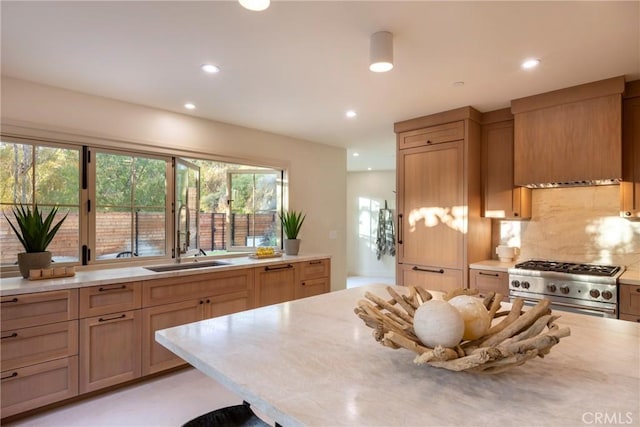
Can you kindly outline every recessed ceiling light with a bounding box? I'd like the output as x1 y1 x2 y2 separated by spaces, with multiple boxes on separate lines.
201 64 220 74
521 58 541 69
367 167 372 171
346 110 357 118
239 0 270 11
453 81 465 87
353 152 360 157
184 103 196 110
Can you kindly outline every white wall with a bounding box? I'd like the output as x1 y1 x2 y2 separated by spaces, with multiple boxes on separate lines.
1 77 348 290
346 170 396 278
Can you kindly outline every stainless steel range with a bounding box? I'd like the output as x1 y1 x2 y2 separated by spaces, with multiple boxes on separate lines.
508 260 625 318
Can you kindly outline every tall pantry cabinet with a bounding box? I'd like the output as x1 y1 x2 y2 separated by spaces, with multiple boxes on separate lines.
394 107 491 292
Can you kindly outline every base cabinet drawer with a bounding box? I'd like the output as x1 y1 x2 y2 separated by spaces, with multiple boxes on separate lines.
79 310 141 393
296 278 329 299
399 264 463 294
1 290 78 330
299 259 330 281
1 356 78 418
470 269 509 301
79 282 142 318
1 321 78 372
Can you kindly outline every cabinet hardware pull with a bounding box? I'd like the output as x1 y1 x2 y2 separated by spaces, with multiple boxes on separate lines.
302 282 306 286
478 272 499 277
1 297 18 304
98 285 127 292
412 266 444 274
426 140 432 144
1 372 18 380
309 260 322 265
625 212 631 216
98 314 126 322
397 214 403 244
199 300 204 304
1 332 18 340
636 288 640 293
265 264 293 271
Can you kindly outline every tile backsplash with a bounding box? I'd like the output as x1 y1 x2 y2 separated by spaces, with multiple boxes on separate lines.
499 185 640 268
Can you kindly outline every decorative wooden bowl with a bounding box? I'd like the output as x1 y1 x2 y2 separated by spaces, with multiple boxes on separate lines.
354 286 570 374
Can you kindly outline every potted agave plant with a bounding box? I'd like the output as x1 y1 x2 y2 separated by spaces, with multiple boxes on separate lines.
4 204 68 278
279 210 306 255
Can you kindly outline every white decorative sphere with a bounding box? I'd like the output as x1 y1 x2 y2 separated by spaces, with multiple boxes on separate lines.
413 300 464 348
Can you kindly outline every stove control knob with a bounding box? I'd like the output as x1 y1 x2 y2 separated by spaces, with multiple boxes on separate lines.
601 290 613 300
522 281 530 289
589 289 600 298
560 285 570 295
512 280 520 288
547 283 557 293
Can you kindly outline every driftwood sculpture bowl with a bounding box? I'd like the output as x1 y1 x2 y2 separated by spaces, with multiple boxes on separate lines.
354 286 570 374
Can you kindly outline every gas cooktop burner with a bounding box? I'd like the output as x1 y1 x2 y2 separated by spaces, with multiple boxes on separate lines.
514 260 621 277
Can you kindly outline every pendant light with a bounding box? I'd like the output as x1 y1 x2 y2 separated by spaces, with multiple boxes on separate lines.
239 0 270 11
369 31 394 72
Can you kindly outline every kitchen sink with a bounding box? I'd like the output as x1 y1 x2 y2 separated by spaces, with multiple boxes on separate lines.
145 260 230 272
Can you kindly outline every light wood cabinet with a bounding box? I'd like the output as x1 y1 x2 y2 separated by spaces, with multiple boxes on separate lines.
1 290 79 418
296 259 331 299
511 76 625 186
619 284 640 322
1 290 78 330
1 356 78 418
79 310 141 393
255 263 296 307
79 282 141 318
398 121 464 149
398 264 463 294
469 269 509 301
1 321 78 372
481 110 531 219
621 87 640 219
395 107 491 291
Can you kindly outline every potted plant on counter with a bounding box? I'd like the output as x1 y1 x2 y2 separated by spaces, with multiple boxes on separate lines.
279 210 306 255
4 204 68 278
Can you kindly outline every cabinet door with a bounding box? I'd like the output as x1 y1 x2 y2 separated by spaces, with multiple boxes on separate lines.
142 300 204 375
296 277 329 299
79 310 141 393
255 264 296 307
621 97 640 219
482 120 531 219
1 356 78 418
205 291 250 319
399 264 463 293
1 321 78 371
397 142 464 269
1 290 78 330
399 121 464 150
619 284 640 316
469 269 509 301
79 282 142 318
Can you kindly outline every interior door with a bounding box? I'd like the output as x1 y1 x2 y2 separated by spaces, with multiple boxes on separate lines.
175 159 200 257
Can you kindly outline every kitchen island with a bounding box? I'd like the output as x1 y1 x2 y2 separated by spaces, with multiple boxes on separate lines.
156 284 640 427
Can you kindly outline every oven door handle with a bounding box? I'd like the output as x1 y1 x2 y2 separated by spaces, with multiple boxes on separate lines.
518 297 617 316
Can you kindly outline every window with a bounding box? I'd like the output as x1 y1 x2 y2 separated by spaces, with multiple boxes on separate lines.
90 150 169 260
0 136 286 273
0 140 81 265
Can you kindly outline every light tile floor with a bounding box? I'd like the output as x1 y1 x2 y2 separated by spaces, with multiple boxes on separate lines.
4 276 395 427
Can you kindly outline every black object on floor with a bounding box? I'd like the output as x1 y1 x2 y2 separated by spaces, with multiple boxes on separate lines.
182 401 269 427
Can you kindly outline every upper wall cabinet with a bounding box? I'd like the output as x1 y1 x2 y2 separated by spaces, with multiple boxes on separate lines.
511 76 625 187
621 80 640 220
481 108 531 220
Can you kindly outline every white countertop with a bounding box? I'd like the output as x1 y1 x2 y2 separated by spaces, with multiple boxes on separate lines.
0 253 331 296
156 284 640 427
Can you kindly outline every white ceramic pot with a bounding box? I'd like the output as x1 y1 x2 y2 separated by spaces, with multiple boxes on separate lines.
496 245 519 262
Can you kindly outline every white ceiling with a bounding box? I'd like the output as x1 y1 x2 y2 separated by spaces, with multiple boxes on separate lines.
1 1 639 171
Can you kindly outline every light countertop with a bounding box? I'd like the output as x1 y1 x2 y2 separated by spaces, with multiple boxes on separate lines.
156 284 640 427
0 253 331 296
